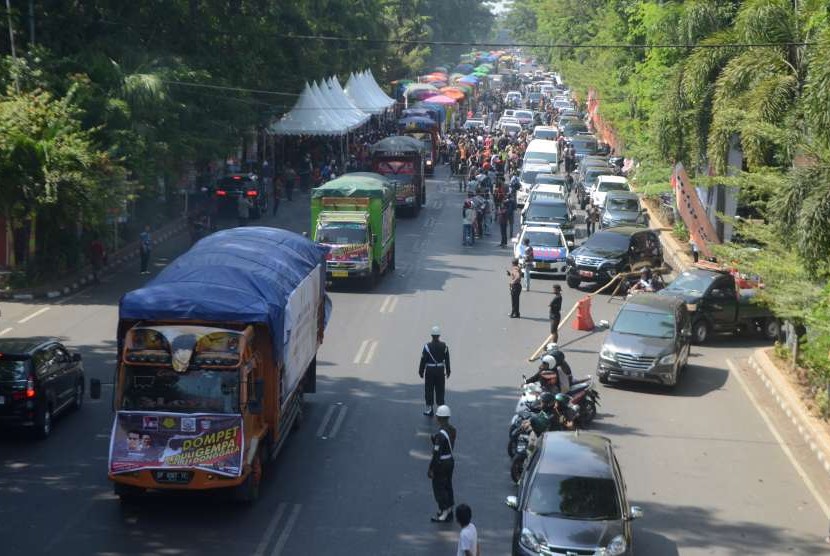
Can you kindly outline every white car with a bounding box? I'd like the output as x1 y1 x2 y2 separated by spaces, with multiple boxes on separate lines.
516 163 550 207
512 225 572 276
591 175 630 208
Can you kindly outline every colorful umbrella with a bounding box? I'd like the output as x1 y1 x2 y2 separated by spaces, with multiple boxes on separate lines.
439 87 466 100
404 83 439 98
458 75 479 84
420 94 458 105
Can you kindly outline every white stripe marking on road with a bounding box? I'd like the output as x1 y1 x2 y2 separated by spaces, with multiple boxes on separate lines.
353 339 370 364
379 295 392 313
252 502 287 556
0 327 12 336
18 307 50 324
363 340 378 364
727 359 830 519
270 504 302 556
328 406 349 439
386 296 398 314
315 404 338 438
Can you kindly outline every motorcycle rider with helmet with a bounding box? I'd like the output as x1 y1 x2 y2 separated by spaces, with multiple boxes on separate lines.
525 351 572 394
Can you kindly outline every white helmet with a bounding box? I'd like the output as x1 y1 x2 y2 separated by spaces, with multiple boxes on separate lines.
542 355 555 367
435 405 451 418
546 343 558 352
431 325 441 336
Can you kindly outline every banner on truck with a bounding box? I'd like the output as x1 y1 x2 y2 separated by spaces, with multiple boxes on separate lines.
109 412 244 477
283 263 322 406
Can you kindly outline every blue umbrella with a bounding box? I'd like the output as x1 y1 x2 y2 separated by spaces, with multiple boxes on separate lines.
458 75 479 84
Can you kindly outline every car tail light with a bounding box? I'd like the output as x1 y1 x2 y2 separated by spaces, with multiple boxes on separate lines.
232 175 242 180
215 189 227 196
246 190 258 197
26 375 36 398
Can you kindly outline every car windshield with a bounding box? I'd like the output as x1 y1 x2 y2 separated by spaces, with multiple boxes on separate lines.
504 125 521 134
521 170 543 184
529 93 541 100
527 473 621 520
515 111 533 119
572 140 597 152
613 308 676 339
121 366 239 413
564 125 588 135
607 197 639 212
317 223 367 244
583 231 630 254
598 181 628 193
535 175 565 185
666 271 716 294
534 129 558 140
526 151 557 164
524 231 564 247
526 203 568 222
0 360 28 382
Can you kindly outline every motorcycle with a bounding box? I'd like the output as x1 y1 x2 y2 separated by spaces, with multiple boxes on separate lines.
509 396 581 483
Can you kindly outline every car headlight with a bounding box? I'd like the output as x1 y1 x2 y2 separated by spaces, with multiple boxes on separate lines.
520 528 543 552
600 346 616 361
606 534 628 555
658 353 677 365
426 160 433 166
405 196 415 204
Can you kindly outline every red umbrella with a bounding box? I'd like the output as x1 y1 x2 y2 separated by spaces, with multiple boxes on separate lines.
420 94 458 105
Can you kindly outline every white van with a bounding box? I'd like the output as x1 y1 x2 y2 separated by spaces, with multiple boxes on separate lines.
524 138 559 171
532 126 559 141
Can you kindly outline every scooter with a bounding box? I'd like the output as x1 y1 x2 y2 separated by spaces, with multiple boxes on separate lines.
510 398 581 483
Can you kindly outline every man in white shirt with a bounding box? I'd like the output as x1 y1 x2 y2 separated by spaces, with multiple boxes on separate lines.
455 504 479 556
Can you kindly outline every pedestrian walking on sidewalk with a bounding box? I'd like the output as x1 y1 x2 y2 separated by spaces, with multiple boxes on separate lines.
419 326 451 416
508 258 522 318
455 504 480 556
139 225 152 275
283 164 296 201
549 284 562 344
428 405 456 523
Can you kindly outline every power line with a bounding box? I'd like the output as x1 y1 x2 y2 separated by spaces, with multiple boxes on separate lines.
162 80 300 97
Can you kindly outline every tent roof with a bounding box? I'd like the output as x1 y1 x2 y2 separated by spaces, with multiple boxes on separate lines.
269 83 348 136
311 172 394 201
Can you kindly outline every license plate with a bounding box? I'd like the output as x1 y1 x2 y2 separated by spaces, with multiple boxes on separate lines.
152 470 193 484
331 271 349 278
579 270 594 278
535 262 549 269
624 370 643 378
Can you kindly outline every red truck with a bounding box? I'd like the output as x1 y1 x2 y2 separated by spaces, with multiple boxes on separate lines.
370 136 426 216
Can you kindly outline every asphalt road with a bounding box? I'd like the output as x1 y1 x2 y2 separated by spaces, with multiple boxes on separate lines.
1 167 829 555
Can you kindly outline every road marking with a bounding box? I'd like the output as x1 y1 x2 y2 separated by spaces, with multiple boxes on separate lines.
363 340 378 364
253 502 287 556
270 504 302 556
353 339 370 364
379 295 392 313
328 405 349 439
727 359 830 519
315 404 338 438
387 296 398 313
18 307 50 324
379 295 398 314
0 327 12 336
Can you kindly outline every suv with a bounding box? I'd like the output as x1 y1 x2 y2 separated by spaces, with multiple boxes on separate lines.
597 295 691 387
566 226 662 289
0 338 85 438
522 198 575 242
213 174 268 219
506 432 641 555
601 191 646 228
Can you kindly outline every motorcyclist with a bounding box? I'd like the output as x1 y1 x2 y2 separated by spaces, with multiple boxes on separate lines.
545 344 573 392
522 392 556 435
549 393 576 431
524 355 567 394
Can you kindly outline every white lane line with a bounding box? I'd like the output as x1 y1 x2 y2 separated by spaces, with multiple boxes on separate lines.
353 339 370 364
379 295 392 313
253 502 287 556
727 359 830 519
315 404 338 438
328 406 349 439
363 340 379 364
386 296 398 314
18 307 50 324
0 327 12 336
270 504 302 556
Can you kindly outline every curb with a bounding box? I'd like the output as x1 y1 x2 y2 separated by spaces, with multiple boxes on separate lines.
748 348 830 479
0 220 188 301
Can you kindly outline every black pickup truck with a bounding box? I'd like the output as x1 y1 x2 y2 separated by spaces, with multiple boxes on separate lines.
658 268 780 344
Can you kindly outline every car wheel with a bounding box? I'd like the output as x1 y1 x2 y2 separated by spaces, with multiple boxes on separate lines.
72 381 84 411
582 400 597 423
598 372 609 385
507 436 517 458
566 276 580 289
692 320 709 345
510 454 525 484
35 406 52 439
763 318 782 341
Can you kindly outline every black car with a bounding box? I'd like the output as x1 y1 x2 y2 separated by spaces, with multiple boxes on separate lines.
506 432 642 555
566 226 662 289
0 338 85 438
597 295 692 387
213 174 268 219
522 198 576 242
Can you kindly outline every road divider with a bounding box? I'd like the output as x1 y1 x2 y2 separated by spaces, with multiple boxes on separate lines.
18 306 50 324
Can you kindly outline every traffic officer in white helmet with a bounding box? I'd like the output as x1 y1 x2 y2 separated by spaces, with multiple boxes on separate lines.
418 325 451 416
428 405 456 522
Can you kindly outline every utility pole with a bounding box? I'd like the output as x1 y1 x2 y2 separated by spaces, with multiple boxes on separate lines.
5 0 20 93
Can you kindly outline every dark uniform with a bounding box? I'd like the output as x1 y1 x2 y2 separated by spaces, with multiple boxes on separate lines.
419 339 451 411
549 292 562 343
509 263 522 318
430 423 456 516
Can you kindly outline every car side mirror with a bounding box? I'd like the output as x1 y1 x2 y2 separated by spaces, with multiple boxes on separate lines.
629 506 644 520
90 378 102 400
567 241 574 248
505 495 519 510
72 352 82 362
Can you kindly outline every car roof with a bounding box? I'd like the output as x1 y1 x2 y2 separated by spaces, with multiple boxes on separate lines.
599 225 650 235
528 197 567 207
534 126 557 131
534 183 565 193
537 432 613 478
0 337 59 355
523 225 563 234
523 163 550 171
605 191 639 201
597 175 628 184
622 294 684 314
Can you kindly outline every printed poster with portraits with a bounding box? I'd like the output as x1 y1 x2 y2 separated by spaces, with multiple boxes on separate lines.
108 412 244 477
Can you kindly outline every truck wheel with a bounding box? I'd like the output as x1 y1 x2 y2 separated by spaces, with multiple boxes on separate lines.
692 320 709 345
114 483 145 502
763 318 782 341
234 457 261 503
566 276 580 289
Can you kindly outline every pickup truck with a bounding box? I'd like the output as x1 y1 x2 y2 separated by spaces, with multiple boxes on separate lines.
658 267 780 344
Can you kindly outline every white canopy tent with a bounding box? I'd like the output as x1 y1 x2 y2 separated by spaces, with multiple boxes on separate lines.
326 77 370 128
311 81 353 132
345 72 388 115
363 69 396 108
269 82 349 136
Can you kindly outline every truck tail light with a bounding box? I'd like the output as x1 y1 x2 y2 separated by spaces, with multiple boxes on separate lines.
246 190 258 197
215 189 227 196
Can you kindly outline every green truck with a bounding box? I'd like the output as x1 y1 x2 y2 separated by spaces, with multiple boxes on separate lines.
310 173 396 287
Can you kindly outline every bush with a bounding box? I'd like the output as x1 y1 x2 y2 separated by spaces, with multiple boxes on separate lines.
672 220 689 242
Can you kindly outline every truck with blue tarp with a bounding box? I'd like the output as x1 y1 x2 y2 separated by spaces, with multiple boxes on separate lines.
101 227 330 502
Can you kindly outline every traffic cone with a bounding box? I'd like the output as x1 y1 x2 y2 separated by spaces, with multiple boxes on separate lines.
573 296 595 331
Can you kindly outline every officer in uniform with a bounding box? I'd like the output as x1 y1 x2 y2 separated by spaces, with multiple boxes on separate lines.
418 326 451 416
429 405 456 522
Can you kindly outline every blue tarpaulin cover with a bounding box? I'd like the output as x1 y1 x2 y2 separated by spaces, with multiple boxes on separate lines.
119 227 329 360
